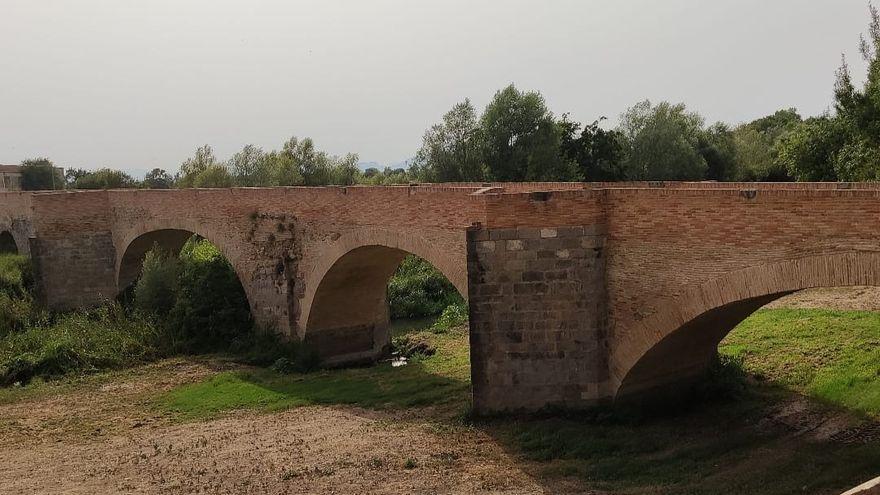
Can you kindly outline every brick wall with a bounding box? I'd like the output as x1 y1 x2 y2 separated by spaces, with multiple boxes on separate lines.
467 224 607 412
10 183 880 412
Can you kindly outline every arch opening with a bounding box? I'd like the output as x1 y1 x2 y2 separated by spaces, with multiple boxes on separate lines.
117 229 197 293
615 292 791 401
305 246 466 365
0 231 19 254
117 229 257 352
614 252 880 406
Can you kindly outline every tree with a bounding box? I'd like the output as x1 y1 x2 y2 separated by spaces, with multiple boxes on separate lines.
618 100 708 180
268 145 303 186
413 99 486 182
73 168 137 189
228 145 272 187
64 168 90 187
731 109 801 181
776 116 849 181
328 153 361 186
177 145 219 188
698 123 738 181
732 126 775 181
19 158 63 190
831 4 880 180
191 164 234 188
143 168 174 189
481 85 579 182
559 116 625 181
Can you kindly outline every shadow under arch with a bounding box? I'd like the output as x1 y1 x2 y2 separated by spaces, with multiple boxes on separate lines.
115 226 257 317
300 230 467 365
612 251 880 401
0 230 18 254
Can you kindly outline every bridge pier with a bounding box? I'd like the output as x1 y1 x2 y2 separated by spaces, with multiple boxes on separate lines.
466 224 609 413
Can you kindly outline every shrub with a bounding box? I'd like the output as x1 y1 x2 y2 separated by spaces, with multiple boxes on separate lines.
431 303 468 333
388 256 463 319
229 329 321 373
0 254 40 337
391 334 436 359
0 304 163 385
135 239 253 353
133 247 180 316
0 254 32 298
166 239 253 351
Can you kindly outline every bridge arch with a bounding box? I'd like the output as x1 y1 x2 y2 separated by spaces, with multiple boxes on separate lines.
611 251 880 401
298 229 467 364
0 230 19 254
115 220 257 315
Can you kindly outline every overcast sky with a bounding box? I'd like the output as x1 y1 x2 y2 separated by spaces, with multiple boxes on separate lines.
0 0 873 176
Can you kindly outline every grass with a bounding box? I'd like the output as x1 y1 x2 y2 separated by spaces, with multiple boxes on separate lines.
506 406 880 495
720 308 880 417
158 327 471 420
156 308 880 494
0 305 165 385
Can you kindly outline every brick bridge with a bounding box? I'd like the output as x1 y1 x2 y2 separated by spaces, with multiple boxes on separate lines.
1 182 878 413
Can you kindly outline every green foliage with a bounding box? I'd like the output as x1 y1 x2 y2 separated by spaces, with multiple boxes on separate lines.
0 254 39 337
698 122 738 181
192 164 235 188
431 303 468 333
388 256 464 319
0 304 163 385
19 158 63 191
72 168 137 189
143 168 174 189
775 5 880 183
776 116 850 181
559 116 626 181
721 308 880 417
228 144 272 186
136 239 253 352
133 247 180 316
358 167 413 185
481 85 580 181
413 99 487 182
158 327 471 420
176 145 220 188
618 100 708 180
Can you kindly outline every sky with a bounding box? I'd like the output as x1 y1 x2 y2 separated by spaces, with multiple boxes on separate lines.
0 0 873 177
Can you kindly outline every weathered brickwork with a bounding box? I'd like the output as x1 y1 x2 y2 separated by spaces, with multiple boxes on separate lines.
7 183 880 412
467 224 607 412
0 192 33 256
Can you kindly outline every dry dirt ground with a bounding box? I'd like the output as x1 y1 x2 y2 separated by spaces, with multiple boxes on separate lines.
0 362 586 495
0 287 877 495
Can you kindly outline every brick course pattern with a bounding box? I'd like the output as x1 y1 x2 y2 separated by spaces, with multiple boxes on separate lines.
4 183 880 412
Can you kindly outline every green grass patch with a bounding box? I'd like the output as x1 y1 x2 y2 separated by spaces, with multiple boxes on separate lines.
158 327 471 420
505 405 880 495
721 308 880 417
153 306 880 494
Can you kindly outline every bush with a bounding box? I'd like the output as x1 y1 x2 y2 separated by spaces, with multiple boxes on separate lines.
431 303 468 333
228 329 321 373
133 247 180 316
388 256 463 319
0 254 32 299
135 239 253 353
391 334 436 359
0 304 163 385
0 254 41 337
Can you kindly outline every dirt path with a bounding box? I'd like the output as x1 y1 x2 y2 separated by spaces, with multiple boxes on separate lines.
0 359 586 495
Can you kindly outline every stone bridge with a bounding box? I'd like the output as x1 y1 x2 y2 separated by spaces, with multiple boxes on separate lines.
2 182 879 413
